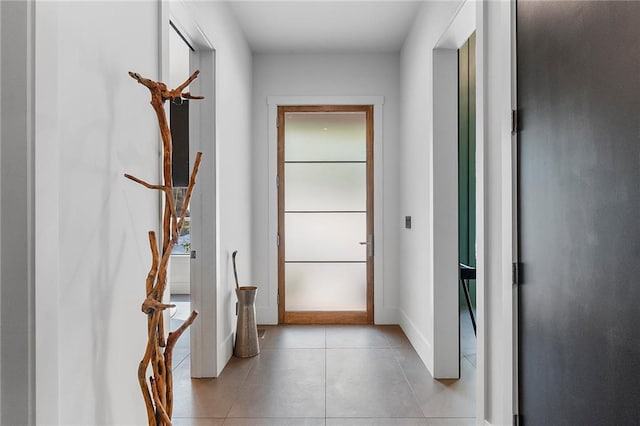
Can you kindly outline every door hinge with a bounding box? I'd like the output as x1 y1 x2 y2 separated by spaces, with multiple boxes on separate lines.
276 174 280 188
513 262 521 285
276 116 280 128
514 413 522 426
511 109 519 134
276 233 280 247
190 250 197 259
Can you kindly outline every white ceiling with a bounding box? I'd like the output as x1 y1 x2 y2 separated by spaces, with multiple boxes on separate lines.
227 1 424 53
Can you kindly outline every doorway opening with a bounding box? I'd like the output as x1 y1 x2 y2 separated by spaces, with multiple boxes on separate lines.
165 12 219 376
458 32 477 382
168 20 195 372
277 105 374 325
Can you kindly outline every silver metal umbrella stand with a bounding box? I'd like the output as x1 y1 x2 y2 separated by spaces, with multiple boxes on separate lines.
232 251 260 358
234 286 260 358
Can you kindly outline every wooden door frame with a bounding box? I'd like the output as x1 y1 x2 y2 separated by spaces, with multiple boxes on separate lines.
277 105 374 325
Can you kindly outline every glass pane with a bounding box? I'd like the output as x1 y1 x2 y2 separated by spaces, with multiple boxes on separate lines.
285 263 366 311
284 112 366 161
285 163 366 211
285 213 366 261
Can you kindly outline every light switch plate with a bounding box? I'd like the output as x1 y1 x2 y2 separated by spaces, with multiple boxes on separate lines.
405 216 412 229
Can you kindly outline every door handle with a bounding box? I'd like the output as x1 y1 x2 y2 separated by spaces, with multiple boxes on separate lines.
358 235 374 257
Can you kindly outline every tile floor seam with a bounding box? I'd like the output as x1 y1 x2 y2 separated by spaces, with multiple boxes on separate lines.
324 326 327 423
224 354 260 419
174 353 189 371
381 328 395 349
391 346 428 419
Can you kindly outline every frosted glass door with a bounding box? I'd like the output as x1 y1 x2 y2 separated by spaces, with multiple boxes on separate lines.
279 107 373 323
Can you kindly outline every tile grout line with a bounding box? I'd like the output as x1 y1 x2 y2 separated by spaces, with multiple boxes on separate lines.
324 326 327 425
224 354 259 420
390 345 428 419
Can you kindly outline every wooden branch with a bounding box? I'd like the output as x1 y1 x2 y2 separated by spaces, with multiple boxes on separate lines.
161 204 172 255
177 152 203 230
166 310 198 355
141 297 174 315
164 70 201 101
129 70 204 103
151 240 175 305
125 174 166 191
128 72 161 91
150 377 172 426
152 343 167 412
181 92 204 100
153 237 176 349
146 231 159 296
158 315 167 349
128 70 203 425
131 71 175 253
164 310 199 418
138 312 161 426
162 187 179 242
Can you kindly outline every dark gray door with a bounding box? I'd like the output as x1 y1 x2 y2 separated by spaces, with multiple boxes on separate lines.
517 2 640 424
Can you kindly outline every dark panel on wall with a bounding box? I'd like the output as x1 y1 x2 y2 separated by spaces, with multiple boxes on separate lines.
171 100 189 187
518 1 640 425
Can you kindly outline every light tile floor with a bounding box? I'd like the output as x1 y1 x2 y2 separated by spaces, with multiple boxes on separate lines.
170 296 476 426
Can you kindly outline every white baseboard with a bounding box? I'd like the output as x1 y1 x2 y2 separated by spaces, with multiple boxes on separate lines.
399 309 434 375
217 331 234 376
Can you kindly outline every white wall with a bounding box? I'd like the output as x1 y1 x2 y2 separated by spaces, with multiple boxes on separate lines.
251 52 401 325
398 0 463 375
180 1 253 374
33 2 160 424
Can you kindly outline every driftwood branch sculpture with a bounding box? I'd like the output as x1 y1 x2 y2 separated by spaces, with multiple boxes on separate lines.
126 70 204 426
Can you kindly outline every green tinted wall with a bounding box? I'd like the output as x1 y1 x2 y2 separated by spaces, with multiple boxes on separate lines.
458 33 476 308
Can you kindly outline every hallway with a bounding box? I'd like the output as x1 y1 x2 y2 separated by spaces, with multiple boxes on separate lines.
170 304 475 426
